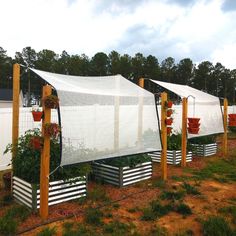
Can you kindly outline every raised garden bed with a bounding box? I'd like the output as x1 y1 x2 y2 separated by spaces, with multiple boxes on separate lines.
92 160 152 187
13 176 87 211
191 143 218 157
148 150 192 165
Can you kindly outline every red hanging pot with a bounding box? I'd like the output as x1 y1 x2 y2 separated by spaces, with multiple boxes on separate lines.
188 127 200 134
167 101 173 108
187 117 200 124
30 136 43 150
228 114 236 119
167 127 172 135
228 121 236 127
188 122 200 129
32 111 43 122
165 118 173 126
167 109 173 117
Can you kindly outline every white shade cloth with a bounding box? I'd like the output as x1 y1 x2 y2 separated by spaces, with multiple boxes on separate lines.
151 80 224 138
31 69 161 166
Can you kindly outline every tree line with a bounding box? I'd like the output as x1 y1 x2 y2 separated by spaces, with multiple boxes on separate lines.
0 46 236 104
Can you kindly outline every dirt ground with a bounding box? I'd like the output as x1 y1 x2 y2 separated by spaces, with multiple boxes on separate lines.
1 138 236 235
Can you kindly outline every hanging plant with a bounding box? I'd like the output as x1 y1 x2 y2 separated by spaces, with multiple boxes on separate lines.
165 118 173 126
167 127 172 135
43 95 59 109
44 123 61 138
30 136 43 150
164 100 173 109
31 108 43 122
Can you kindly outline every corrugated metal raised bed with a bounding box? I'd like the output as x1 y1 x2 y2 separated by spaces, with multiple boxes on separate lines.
191 143 217 157
92 161 152 187
13 176 87 211
149 150 192 165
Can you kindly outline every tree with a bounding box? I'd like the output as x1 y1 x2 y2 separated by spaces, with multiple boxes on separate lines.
0 47 12 89
90 52 109 76
176 58 194 85
131 53 146 83
119 54 132 79
160 57 176 83
108 51 121 75
143 55 160 80
35 49 57 72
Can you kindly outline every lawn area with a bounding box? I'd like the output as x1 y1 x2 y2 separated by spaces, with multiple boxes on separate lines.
1 138 236 236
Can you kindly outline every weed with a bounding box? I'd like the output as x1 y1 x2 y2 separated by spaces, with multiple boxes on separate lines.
141 207 157 221
161 190 185 201
202 216 235 236
219 206 236 224
103 220 136 236
152 179 166 188
88 185 110 202
5 205 31 221
128 207 140 213
174 229 194 236
0 215 17 235
84 207 103 225
37 226 57 236
151 200 173 217
147 225 168 236
176 203 192 216
113 203 120 209
182 182 200 195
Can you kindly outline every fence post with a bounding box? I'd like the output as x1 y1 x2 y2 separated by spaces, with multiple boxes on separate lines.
181 97 188 167
223 98 228 157
40 85 52 220
161 92 167 180
12 63 20 159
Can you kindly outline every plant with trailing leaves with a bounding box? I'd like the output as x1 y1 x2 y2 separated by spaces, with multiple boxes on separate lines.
4 129 91 184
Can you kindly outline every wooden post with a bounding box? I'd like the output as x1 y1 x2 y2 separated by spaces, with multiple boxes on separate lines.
138 78 144 147
40 85 52 220
223 98 228 157
12 64 20 159
161 92 167 180
181 98 188 167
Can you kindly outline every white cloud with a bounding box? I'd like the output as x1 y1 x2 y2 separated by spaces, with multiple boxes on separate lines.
0 0 236 69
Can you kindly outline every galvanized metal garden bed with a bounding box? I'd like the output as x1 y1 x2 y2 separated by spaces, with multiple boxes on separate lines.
92 161 152 187
13 176 87 211
191 143 218 157
148 150 192 165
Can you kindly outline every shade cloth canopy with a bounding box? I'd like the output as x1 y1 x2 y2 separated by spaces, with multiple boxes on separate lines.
151 80 224 138
31 69 161 166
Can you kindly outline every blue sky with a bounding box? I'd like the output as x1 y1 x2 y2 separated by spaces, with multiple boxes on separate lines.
1 0 236 69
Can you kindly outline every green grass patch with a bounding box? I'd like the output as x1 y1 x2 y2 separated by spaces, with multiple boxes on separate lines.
182 182 200 195
147 225 168 236
84 207 103 226
219 206 236 225
202 216 236 236
37 227 57 236
88 185 110 203
160 190 185 201
176 203 192 216
0 214 18 235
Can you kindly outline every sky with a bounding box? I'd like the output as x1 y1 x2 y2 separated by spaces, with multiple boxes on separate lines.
1 0 236 69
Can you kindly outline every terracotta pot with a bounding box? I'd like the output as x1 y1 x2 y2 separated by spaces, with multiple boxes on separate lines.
228 121 236 127
167 109 173 117
187 117 200 124
165 118 173 126
32 111 43 122
188 127 199 134
188 122 200 129
167 101 173 108
167 127 172 135
228 114 236 119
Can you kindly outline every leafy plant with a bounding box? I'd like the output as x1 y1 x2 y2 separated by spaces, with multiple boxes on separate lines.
44 123 61 138
4 128 91 183
189 134 217 145
43 95 59 109
0 215 17 235
160 190 185 201
98 154 151 168
176 203 192 216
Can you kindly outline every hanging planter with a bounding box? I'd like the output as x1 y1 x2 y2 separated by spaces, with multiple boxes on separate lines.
228 114 236 127
30 136 43 150
43 95 59 109
32 111 43 122
165 118 173 126
167 127 172 135
188 117 200 134
167 109 173 117
44 123 61 138
165 100 173 109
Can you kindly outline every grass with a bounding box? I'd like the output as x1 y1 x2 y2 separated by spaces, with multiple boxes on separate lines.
182 182 200 195
202 216 236 236
88 185 110 203
36 227 57 236
219 206 236 224
176 203 192 216
84 207 103 226
147 226 168 236
160 190 185 201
